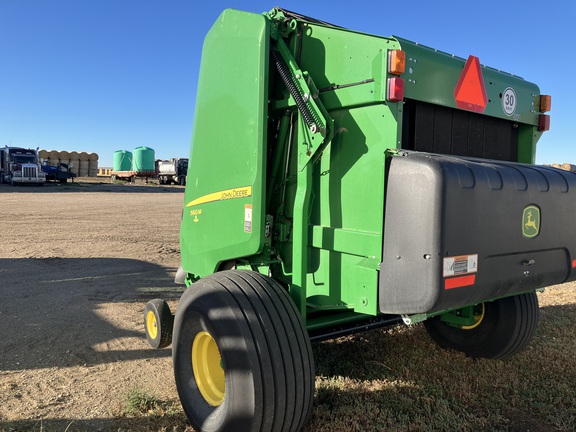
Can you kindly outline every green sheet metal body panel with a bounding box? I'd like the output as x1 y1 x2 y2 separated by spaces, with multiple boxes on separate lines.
397 37 541 124
396 37 543 163
268 19 403 316
180 9 269 278
274 104 399 316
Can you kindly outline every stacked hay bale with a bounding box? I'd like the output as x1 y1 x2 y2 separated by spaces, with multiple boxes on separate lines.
78 152 90 177
38 149 49 161
59 150 70 167
547 163 576 173
48 150 60 166
38 149 99 176
88 153 99 177
561 163 576 172
69 151 80 175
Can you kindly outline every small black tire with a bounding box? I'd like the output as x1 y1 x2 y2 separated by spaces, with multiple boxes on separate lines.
424 292 539 360
172 270 315 432
144 299 174 349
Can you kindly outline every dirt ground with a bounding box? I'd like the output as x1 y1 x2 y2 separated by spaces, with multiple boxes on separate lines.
0 178 188 430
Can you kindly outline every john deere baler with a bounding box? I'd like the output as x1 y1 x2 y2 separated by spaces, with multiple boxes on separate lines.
144 8 569 432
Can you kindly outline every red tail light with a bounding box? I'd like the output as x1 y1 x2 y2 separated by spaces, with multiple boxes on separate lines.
387 77 404 102
539 114 550 132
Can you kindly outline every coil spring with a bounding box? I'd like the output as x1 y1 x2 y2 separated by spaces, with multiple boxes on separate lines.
271 49 320 132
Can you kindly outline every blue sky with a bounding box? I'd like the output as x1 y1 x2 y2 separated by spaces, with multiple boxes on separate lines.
1 0 574 167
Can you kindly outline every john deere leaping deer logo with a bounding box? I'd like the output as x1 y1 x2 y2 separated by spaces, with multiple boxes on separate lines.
522 205 540 238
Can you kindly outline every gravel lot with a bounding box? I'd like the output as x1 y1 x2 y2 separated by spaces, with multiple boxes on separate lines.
0 179 188 430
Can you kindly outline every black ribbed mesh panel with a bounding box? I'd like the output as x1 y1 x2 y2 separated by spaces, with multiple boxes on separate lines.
402 99 519 162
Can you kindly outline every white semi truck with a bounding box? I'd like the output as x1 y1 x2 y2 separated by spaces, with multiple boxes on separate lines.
0 147 46 185
157 158 188 185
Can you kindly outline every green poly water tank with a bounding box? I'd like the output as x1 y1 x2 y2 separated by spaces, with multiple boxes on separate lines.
113 150 133 171
133 146 155 174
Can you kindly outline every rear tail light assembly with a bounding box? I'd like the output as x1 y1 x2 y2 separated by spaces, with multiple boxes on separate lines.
386 49 405 102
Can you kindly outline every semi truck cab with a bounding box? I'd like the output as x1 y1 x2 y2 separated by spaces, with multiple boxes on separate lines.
0 147 46 185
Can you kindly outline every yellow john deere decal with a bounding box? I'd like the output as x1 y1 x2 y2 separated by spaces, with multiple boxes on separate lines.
186 186 252 208
522 205 540 238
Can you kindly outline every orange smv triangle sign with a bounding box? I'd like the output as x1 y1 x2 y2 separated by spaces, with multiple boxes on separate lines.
454 55 487 113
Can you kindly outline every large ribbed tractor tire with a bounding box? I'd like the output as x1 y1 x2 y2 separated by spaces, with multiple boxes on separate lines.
424 292 539 360
172 270 315 432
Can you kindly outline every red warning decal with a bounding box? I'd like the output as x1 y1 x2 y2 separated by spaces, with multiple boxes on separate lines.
454 55 487 113
445 274 476 290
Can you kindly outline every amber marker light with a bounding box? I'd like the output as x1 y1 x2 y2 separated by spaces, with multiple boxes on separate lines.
388 50 406 75
540 95 552 113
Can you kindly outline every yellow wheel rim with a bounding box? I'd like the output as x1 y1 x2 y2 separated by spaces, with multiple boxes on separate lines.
192 331 225 406
146 310 158 340
462 303 486 330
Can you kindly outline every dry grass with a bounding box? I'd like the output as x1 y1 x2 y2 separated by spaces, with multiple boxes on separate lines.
309 286 576 432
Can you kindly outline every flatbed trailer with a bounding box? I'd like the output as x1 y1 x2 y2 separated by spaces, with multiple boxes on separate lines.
110 170 156 183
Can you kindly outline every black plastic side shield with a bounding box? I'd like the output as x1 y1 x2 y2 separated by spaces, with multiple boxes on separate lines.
379 152 576 314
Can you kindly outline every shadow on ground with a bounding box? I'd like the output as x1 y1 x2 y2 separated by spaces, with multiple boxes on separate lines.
0 181 184 194
0 258 185 371
0 416 192 432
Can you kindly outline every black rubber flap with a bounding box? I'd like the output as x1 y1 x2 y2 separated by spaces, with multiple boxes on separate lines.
379 151 576 314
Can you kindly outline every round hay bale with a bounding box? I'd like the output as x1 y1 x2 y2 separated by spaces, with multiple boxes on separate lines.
79 151 90 161
88 160 98 177
59 150 70 159
48 150 59 160
69 159 80 175
38 149 49 159
88 152 99 161
79 159 90 177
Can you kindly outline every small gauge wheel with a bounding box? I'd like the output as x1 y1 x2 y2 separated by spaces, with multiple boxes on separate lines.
144 299 174 349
